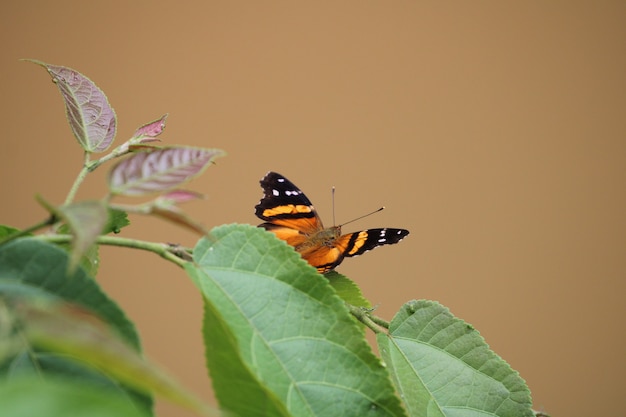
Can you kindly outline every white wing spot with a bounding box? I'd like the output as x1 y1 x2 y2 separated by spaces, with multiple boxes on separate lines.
378 238 387 243
277 178 285 182
272 189 280 196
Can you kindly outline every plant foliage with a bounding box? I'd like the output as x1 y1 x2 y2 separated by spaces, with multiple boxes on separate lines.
0 61 542 417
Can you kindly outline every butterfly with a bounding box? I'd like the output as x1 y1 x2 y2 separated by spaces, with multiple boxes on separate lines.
255 171 409 273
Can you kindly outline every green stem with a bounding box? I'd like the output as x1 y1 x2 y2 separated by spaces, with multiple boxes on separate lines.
63 140 132 206
368 314 390 329
35 234 189 268
0 216 56 246
64 152 91 205
88 142 129 170
346 304 386 334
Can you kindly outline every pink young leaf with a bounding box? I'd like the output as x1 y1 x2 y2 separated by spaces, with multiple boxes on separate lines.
107 147 225 196
27 60 117 153
132 114 168 140
151 206 209 235
136 137 161 144
156 190 205 206
128 144 161 152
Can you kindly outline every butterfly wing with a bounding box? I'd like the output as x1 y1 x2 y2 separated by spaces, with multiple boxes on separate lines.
335 227 410 258
303 244 345 273
255 171 323 235
255 172 410 273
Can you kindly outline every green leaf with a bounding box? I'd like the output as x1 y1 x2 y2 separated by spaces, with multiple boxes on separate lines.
0 225 23 239
188 224 406 417
54 208 129 276
0 375 149 417
185 268 292 417
105 208 130 234
325 271 372 308
0 238 139 345
377 300 533 417
36 197 108 274
1 294 212 416
58 200 108 273
0 238 151 413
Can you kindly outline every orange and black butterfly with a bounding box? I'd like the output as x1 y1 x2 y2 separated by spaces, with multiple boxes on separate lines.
255 171 409 273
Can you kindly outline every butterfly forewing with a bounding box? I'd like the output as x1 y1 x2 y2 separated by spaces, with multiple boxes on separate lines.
255 171 409 273
255 172 323 234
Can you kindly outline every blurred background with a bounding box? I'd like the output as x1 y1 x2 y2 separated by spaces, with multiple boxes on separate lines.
1 2 624 416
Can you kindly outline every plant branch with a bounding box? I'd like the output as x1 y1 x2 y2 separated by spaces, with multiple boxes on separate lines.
368 313 390 329
346 304 388 334
0 216 57 246
63 139 135 206
35 234 190 268
86 140 132 172
64 152 91 205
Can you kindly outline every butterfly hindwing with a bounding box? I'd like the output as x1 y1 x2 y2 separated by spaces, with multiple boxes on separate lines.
335 228 410 258
301 228 410 273
255 171 409 273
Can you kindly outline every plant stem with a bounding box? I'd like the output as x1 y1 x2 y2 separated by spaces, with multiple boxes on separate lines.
88 142 129 170
368 314 390 329
35 234 189 268
63 140 132 206
346 304 387 334
64 152 91 205
0 216 56 246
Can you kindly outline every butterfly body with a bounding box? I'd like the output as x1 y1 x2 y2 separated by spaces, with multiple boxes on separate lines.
255 172 409 273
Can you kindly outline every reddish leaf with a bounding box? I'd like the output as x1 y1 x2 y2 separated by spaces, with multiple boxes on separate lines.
151 206 209 235
132 114 168 140
27 60 117 153
128 144 162 152
107 147 225 196
156 190 205 206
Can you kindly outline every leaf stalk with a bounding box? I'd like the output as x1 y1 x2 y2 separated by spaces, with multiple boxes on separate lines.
346 304 389 334
34 234 189 268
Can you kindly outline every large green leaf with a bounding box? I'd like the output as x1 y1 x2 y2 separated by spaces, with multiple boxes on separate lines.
188 224 406 417
0 238 139 346
186 272 292 417
0 293 212 416
0 375 148 417
0 238 215 416
0 238 150 413
377 300 533 417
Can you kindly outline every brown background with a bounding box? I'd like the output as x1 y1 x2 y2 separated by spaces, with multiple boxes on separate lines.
1 2 625 416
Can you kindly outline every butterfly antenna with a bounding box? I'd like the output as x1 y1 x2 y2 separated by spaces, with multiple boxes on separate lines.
340 206 385 227
332 186 336 226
